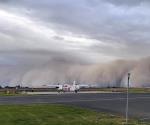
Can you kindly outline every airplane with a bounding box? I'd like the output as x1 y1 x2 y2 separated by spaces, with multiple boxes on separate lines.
43 81 89 93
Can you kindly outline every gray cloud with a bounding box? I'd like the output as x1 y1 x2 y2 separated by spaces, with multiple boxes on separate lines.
0 0 150 87
104 0 150 7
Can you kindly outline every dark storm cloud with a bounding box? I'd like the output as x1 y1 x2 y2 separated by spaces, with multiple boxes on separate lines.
104 0 150 7
1 0 150 47
13 0 150 59
0 0 150 87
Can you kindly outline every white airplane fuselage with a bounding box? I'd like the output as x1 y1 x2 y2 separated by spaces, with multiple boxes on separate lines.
57 84 80 93
45 81 88 93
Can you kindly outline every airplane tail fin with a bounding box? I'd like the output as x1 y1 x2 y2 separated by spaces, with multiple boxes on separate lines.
73 80 76 85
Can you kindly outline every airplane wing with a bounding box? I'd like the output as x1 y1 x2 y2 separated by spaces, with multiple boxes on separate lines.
42 84 59 88
79 84 89 88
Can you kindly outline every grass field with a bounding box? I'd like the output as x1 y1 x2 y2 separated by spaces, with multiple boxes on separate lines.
0 88 150 96
82 88 150 93
0 104 148 125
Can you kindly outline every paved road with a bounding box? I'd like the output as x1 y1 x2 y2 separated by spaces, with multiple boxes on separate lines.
0 93 149 120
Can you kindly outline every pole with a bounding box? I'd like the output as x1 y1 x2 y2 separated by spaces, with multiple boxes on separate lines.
126 73 130 124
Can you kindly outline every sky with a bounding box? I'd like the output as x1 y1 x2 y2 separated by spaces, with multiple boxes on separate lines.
0 0 150 87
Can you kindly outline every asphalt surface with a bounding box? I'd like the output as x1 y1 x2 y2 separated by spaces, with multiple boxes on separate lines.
0 93 149 121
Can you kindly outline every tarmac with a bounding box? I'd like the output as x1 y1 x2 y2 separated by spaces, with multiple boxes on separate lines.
0 92 149 121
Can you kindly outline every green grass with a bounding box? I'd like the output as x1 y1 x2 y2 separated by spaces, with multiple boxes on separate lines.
128 88 150 93
0 93 25 96
0 87 150 96
86 88 150 93
0 104 148 125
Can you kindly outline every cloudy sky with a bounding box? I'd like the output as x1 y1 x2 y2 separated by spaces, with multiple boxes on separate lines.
0 0 150 87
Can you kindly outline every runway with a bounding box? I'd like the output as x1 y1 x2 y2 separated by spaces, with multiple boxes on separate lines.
0 93 149 121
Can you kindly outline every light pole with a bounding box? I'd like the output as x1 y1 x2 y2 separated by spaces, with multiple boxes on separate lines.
126 73 130 124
